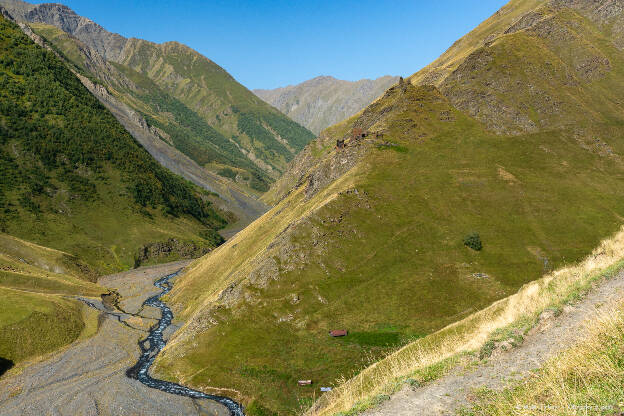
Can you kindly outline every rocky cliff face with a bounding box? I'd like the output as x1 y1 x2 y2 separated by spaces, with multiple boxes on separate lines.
254 75 399 134
134 238 214 267
2 0 127 60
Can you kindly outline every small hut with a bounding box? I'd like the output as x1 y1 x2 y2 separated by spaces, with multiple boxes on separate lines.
298 380 312 386
329 329 348 337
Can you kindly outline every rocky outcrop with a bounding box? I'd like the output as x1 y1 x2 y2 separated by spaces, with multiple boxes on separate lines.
134 239 213 267
254 75 399 134
1 0 128 60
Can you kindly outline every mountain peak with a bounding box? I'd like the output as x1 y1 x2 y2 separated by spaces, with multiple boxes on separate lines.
0 0 128 60
254 74 400 134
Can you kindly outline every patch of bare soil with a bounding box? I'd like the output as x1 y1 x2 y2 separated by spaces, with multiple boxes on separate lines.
364 270 624 415
0 260 230 416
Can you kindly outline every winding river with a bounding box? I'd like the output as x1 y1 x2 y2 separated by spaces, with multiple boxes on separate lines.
125 270 245 416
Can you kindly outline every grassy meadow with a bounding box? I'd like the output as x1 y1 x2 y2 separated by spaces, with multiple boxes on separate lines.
155 83 624 413
0 233 103 375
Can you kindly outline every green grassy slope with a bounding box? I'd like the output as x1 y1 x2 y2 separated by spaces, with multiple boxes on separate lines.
0 233 103 375
117 38 314 155
28 23 274 193
115 38 315 182
0 14 227 274
26 19 315 192
153 1 624 413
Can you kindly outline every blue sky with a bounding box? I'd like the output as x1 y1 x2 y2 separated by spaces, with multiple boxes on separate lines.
38 0 508 89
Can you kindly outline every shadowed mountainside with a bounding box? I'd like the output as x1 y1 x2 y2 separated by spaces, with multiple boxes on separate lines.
15 20 267 230
0 10 227 273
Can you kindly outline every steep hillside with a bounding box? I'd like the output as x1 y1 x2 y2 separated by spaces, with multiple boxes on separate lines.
19 22 267 230
152 0 624 413
254 75 399 134
1 0 316 194
0 11 227 274
0 0 126 60
0 233 104 373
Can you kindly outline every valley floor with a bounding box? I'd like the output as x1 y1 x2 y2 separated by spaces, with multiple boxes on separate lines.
0 261 229 416
363 269 624 415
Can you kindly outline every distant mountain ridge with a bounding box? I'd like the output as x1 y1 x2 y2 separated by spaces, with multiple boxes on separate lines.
0 0 315 200
254 75 399 134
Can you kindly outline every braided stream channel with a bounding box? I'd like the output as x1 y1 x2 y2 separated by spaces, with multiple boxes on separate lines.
124 270 245 416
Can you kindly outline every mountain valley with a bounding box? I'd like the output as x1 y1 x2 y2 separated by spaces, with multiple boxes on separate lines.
1 0 315 201
1 1 624 416
152 0 624 413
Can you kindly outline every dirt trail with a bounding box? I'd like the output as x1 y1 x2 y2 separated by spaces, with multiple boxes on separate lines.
364 270 624 415
0 261 230 416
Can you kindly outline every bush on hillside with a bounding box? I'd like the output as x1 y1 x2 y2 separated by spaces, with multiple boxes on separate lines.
463 232 482 251
217 167 237 179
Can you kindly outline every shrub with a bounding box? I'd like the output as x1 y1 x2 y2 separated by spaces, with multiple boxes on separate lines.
464 232 482 251
217 167 237 179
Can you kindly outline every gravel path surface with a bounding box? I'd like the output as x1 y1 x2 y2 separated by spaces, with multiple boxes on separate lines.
364 270 624 416
0 261 230 416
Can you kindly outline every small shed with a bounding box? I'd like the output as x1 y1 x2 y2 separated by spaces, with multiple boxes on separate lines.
329 329 348 337
298 380 312 386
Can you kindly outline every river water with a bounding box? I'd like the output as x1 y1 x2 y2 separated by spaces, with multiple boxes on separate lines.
125 270 245 416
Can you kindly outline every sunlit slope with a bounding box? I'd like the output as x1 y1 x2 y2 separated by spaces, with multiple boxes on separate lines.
152 0 624 413
157 90 624 412
116 38 315 183
408 0 544 86
0 233 103 372
0 13 227 274
1 0 317 191
412 0 624 134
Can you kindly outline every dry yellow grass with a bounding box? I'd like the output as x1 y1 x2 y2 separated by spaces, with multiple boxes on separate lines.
306 226 624 416
161 162 363 351
408 0 544 87
466 301 624 415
